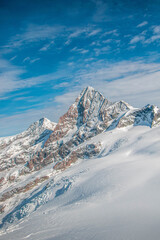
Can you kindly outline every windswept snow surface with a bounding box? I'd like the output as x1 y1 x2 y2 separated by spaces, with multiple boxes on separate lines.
1 125 160 240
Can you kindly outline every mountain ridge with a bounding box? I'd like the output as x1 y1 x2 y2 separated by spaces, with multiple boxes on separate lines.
0 86 160 227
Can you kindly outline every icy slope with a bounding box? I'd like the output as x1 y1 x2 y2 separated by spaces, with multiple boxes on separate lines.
1 126 160 240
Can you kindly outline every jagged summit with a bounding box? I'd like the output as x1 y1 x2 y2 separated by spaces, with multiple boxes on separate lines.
77 86 108 105
45 87 111 144
28 117 56 133
80 86 95 94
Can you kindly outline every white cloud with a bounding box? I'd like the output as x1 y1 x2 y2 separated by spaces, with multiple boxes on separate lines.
84 58 95 62
10 55 17 61
30 58 40 63
68 28 87 38
129 30 147 45
128 45 136 50
0 96 9 100
53 82 69 89
4 25 63 49
102 29 118 36
19 71 68 89
2 24 101 52
64 39 71 45
14 96 33 101
130 35 145 44
90 41 101 46
23 57 30 62
71 47 89 54
145 35 160 44
80 49 89 54
0 56 68 96
153 25 160 34
0 57 25 96
39 41 54 51
137 21 148 28
144 26 160 44
88 29 101 36
54 90 80 106
66 26 102 45
23 57 40 64
102 39 112 43
94 46 110 56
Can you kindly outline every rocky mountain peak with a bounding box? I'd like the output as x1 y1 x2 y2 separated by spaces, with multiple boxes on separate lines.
27 117 56 136
76 86 110 126
77 86 106 104
79 86 95 96
45 87 111 144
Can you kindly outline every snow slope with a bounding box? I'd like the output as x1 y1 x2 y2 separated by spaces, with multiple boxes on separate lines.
1 125 160 240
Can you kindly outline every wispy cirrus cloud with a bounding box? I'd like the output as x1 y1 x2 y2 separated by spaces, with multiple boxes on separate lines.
145 35 160 44
10 55 17 61
137 21 148 28
53 82 69 89
94 46 110 56
4 23 102 51
64 26 102 45
68 28 87 39
13 71 68 91
130 35 145 44
129 30 146 44
0 57 25 96
39 41 54 51
0 56 68 97
144 25 160 44
23 57 40 63
4 24 64 49
71 47 89 54
102 29 119 37
54 90 80 106
88 29 101 36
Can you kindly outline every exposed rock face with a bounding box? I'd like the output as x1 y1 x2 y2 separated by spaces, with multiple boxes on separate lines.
0 205 5 214
0 176 49 202
0 86 160 220
53 142 101 171
117 105 159 128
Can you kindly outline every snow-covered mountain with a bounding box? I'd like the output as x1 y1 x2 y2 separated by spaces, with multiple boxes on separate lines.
0 117 56 170
0 86 160 240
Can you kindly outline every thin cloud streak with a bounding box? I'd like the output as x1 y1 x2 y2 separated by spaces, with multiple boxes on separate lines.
0 56 69 96
137 21 148 28
3 24 64 49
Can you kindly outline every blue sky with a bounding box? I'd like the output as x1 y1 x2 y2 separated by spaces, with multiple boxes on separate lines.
1 0 160 136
